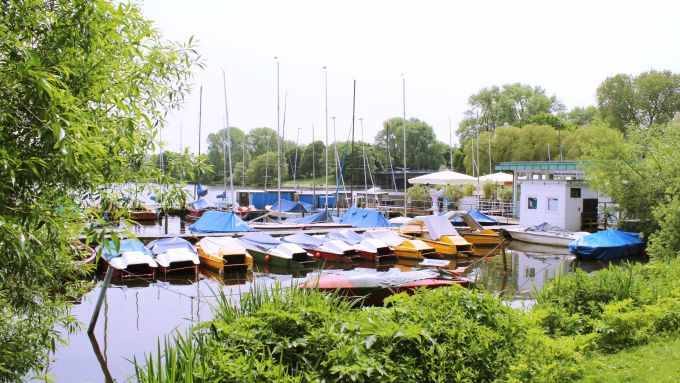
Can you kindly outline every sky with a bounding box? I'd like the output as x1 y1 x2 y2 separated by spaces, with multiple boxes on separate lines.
140 0 680 154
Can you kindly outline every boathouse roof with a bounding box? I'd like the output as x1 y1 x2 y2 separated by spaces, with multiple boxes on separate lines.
495 161 580 171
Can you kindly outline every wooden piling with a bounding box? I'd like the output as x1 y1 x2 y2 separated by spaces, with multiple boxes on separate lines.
88 265 114 333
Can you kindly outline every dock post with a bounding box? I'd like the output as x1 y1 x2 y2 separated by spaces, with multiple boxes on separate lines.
165 213 169 235
88 265 114 333
500 229 507 272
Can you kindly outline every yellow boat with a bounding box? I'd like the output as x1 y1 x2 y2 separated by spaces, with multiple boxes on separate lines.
196 236 253 272
398 216 474 257
454 212 503 246
362 229 436 261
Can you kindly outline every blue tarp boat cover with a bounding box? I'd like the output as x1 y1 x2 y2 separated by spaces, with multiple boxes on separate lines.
146 237 195 255
188 198 213 210
100 239 151 261
188 211 252 233
338 206 390 228
240 232 281 250
270 199 315 213
288 209 335 224
569 229 645 261
445 209 499 225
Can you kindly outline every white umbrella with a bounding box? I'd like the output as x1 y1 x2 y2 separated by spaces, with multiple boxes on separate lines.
479 172 513 184
408 170 476 185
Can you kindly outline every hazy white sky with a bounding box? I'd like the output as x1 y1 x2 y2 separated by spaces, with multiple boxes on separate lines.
141 0 680 154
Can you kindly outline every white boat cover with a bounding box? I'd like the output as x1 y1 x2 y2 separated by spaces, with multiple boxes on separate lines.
196 236 246 256
156 247 200 268
363 229 404 247
413 215 461 240
109 251 158 270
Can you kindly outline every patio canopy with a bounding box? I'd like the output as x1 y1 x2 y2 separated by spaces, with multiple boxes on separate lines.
479 171 513 184
407 170 476 185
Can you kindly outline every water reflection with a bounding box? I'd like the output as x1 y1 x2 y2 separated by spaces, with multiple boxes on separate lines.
49 239 619 382
469 243 576 307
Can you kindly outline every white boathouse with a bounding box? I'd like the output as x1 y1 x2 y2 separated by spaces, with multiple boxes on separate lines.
495 161 599 231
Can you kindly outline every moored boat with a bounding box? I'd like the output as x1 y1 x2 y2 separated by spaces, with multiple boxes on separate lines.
506 222 590 247
282 233 360 263
185 198 214 221
266 199 315 219
239 232 315 267
446 211 503 246
98 238 158 279
146 237 200 276
299 269 470 305
362 229 437 260
196 236 252 272
130 206 157 221
326 229 396 262
569 229 645 261
399 215 474 257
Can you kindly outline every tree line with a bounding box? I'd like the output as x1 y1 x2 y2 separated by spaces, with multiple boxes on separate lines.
156 70 680 187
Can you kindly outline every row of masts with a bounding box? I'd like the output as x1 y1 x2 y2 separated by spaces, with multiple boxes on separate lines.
185 63 426 219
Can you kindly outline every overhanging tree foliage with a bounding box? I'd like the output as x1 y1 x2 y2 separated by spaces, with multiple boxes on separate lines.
0 0 200 379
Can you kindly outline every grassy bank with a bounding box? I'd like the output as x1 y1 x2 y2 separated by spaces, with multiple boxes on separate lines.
134 258 680 382
580 332 680 382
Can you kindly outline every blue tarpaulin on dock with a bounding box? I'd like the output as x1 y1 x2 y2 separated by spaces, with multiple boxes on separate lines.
288 209 335 224
338 206 390 228
188 211 252 233
569 229 645 261
270 199 315 213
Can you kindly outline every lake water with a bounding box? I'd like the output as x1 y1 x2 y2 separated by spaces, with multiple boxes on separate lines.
43 217 620 382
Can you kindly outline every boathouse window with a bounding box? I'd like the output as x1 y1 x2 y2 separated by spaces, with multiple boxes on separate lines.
528 197 537 209
548 198 558 211
570 188 581 198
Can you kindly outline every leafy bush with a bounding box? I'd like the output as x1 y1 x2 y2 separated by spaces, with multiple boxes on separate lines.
442 185 464 203
136 284 583 382
406 185 429 204
482 182 499 199
464 184 475 196
499 186 513 202
533 258 680 353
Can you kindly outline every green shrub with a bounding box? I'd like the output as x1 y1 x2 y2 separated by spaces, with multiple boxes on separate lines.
499 186 513 202
136 284 583 382
406 185 430 205
442 185 464 203
464 184 475 196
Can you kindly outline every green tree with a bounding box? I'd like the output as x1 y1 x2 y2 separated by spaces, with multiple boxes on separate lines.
561 123 616 159
297 141 326 180
511 124 560 161
566 106 598 127
246 152 289 187
374 117 445 171
596 70 680 132
582 118 680 259
0 0 200 379
246 127 279 157
206 127 247 184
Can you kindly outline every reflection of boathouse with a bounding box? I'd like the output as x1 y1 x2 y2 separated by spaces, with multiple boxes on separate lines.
496 161 599 231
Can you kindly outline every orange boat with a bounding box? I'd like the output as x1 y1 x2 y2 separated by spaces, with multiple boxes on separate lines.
196 236 253 272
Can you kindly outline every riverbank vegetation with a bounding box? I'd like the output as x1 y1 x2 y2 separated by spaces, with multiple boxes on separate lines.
0 0 201 379
134 258 680 382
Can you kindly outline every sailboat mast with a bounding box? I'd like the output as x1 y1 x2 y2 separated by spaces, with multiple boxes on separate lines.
350 79 356 208
293 127 300 186
195 86 203 200
312 123 316 202
324 67 329 212
402 75 407 217
222 69 235 208
360 118 368 206
275 58 282 221
448 116 453 171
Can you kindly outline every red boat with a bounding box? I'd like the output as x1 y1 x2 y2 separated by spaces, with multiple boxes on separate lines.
299 269 470 305
282 233 360 263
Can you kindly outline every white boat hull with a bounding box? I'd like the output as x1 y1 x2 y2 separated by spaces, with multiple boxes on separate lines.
506 229 588 247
